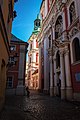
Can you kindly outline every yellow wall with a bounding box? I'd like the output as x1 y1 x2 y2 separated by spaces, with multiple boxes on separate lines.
0 0 14 111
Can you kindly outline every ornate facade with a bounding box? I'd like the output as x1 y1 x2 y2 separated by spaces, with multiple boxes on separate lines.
27 15 41 90
38 0 80 100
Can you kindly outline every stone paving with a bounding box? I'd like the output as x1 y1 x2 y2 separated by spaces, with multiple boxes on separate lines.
0 90 80 120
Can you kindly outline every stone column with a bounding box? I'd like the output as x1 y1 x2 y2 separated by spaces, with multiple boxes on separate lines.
49 55 54 96
64 45 73 100
53 57 57 96
60 49 66 99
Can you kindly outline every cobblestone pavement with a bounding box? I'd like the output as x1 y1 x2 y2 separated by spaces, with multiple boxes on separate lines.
0 91 80 120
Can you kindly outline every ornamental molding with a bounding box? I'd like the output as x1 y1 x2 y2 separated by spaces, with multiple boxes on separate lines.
53 39 70 48
47 47 55 57
68 17 79 39
42 1 65 37
69 27 79 39
68 17 79 31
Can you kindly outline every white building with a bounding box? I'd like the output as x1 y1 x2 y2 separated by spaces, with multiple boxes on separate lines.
27 15 41 90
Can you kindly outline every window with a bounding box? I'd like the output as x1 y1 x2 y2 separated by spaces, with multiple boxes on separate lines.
72 38 80 62
69 2 76 24
9 57 15 65
36 53 38 63
36 22 37 26
75 73 80 82
9 57 14 62
10 45 16 51
6 77 13 88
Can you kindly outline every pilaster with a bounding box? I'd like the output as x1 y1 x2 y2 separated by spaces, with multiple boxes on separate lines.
38 45 42 91
47 47 54 96
49 55 54 96
64 45 73 100
60 49 66 99
53 57 57 96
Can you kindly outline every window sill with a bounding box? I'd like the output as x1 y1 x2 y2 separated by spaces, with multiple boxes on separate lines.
72 60 80 66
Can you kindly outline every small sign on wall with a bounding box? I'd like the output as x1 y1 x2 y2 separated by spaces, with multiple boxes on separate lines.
75 73 80 82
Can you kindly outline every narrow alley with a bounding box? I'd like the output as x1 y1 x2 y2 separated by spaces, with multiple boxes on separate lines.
0 91 80 120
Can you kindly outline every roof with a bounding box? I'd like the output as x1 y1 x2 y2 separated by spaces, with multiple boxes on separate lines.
11 34 28 45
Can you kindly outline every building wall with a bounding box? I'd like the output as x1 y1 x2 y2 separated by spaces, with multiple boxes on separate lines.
28 34 39 89
6 43 20 94
0 0 14 111
38 0 80 100
25 62 28 86
6 34 28 95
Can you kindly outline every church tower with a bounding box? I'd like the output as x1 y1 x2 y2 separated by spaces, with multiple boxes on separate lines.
33 14 41 34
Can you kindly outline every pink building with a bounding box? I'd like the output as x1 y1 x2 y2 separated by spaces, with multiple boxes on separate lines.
38 0 80 100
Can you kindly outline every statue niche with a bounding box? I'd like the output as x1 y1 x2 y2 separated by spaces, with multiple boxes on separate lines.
55 15 63 39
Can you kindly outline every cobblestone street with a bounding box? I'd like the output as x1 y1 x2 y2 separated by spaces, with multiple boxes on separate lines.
0 91 80 120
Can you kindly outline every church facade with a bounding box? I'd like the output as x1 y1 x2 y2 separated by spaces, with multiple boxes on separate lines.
38 0 80 100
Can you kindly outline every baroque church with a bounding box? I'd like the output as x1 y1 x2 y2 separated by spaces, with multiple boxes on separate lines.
37 0 80 101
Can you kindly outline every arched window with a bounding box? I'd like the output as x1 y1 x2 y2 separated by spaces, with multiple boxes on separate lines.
69 2 76 24
72 38 80 62
36 53 38 63
55 15 63 39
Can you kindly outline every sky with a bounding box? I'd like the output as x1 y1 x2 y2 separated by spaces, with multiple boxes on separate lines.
12 0 42 42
